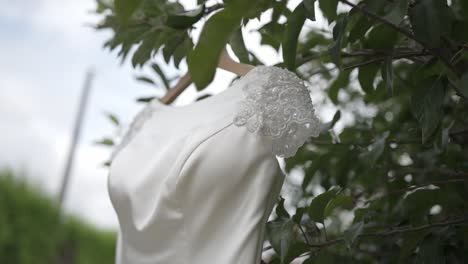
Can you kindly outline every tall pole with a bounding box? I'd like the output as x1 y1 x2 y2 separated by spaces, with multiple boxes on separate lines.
58 69 95 209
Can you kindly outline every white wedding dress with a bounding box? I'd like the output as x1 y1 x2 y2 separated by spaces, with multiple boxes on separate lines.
107 65 321 264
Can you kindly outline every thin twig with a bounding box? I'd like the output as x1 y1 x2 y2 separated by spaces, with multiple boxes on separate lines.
393 166 468 179
306 217 468 249
361 218 468 237
312 137 426 147
370 178 466 201
450 128 468 136
205 3 224 14
339 0 415 41
298 225 311 245
343 50 429 70
448 79 468 102
339 0 460 76
322 223 328 241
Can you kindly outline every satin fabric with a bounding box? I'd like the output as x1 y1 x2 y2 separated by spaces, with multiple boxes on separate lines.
107 74 286 264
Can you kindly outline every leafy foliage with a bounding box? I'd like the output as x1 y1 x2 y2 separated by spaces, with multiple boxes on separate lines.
187 0 257 89
96 0 468 262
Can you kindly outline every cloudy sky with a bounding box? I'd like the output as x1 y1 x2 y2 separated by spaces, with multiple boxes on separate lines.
0 0 334 230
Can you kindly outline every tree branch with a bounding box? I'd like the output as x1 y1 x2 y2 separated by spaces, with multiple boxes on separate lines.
369 178 466 201
339 0 415 41
448 79 468 102
307 217 468 249
205 3 224 14
361 218 468 237
338 0 461 76
342 50 429 70
298 224 312 245
312 137 426 147
393 166 468 179
298 48 429 67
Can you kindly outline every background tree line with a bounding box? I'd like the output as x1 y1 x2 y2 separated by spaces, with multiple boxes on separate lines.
0 169 117 264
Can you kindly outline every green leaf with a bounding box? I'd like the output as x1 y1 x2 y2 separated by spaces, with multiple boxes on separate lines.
266 218 295 264
135 75 155 85
381 55 394 96
187 0 254 90
94 138 114 146
329 14 348 69
259 21 285 51
456 71 468 98
272 0 291 22
162 32 185 64
303 0 317 21
196 93 214 102
321 110 341 131
132 32 159 68
435 120 454 153
151 64 170 90
364 23 399 49
283 242 310 264
358 64 379 94
166 5 205 29
384 0 409 25
136 96 156 103
114 0 143 22
399 229 430 261
301 156 323 190
106 113 120 126
319 0 338 22
173 35 193 69
275 196 290 219
371 0 390 14
323 195 353 218
358 131 390 166
229 27 250 64
308 186 342 223
462 0 468 19
348 16 372 43
331 110 341 126
283 3 307 71
404 188 439 224
343 221 364 248
410 77 446 143
409 0 452 48
303 251 336 263
292 207 306 224
328 69 351 104
415 234 446 264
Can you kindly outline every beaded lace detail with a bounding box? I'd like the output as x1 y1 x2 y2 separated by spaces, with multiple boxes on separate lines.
233 65 321 158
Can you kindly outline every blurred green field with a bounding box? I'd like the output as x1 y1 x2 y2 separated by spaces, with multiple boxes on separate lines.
0 168 117 264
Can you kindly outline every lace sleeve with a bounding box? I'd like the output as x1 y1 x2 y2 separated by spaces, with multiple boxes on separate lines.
233 66 322 158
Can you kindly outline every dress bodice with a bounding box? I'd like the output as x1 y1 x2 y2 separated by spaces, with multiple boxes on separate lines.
107 65 322 264
110 65 321 161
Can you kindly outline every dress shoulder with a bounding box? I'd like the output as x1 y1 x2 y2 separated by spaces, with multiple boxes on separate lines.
233 65 322 158
110 99 163 161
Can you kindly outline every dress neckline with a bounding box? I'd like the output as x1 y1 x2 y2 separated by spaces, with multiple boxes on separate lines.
151 65 294 110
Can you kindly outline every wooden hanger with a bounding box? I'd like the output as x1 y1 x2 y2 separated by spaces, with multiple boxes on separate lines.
159 46 255 105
